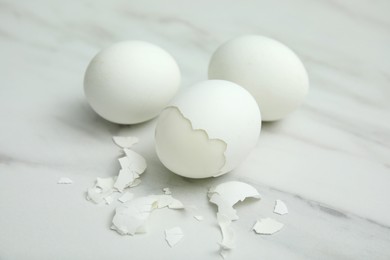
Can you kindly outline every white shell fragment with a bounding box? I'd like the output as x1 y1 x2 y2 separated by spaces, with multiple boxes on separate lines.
123 148 147 173
111 196 156 235
57 177 73 184
165 226 184 247
114 168 140 192
217 213 235 250
117 149 146 175
87 145 147 205
113 136 139 148
111 195 184 236
118 192 134 203
163 187 172 195
86 177 116 204
193 215 204 221
104 192 119 205
129 178 141 187
152 195 184 209
274 199 288 215
208 181 261 257
208 181 261 220
253 218 284 235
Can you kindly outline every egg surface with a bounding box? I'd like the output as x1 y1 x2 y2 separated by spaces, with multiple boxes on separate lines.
84 41 181 124
208 35 309 121
155 80 261 179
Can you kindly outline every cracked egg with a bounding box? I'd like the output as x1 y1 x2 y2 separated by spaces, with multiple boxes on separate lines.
155 80 261 178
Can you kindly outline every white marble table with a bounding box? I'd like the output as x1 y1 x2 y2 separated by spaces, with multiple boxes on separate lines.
1 0 389 259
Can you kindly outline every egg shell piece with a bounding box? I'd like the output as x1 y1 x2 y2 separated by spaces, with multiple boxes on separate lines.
111 195 184 236
208 181 261 220
165 227 184 247
208 181 261 207
274 199 289 215
253 218 284 235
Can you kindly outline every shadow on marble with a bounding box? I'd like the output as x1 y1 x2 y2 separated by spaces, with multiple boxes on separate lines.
53 98 119 135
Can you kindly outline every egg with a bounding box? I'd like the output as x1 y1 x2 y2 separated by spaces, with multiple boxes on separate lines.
208 35 309 121
84 41 181 124
155 80 261 179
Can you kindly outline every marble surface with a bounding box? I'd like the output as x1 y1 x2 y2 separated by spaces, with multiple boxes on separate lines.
1 0 389 259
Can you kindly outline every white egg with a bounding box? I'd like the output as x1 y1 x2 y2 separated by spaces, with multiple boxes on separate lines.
84 41 181 124
208 35 309 121
155 80 261 179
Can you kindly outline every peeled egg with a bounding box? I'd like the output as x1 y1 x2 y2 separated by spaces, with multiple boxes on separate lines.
84 41 181 124
208 35 309 121
155 80 261 179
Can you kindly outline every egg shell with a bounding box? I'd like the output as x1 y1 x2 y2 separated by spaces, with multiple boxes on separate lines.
155 80 261 178
84 41 181 124
208 35 309 121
